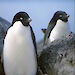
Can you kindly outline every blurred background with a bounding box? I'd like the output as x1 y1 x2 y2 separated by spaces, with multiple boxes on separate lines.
0 0 75 42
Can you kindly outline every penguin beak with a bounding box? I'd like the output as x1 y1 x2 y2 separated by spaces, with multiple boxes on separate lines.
27 18 32 23
66 15 70 18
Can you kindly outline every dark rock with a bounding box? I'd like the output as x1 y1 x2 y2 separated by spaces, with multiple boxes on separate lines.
0 17 10 75
38 34 75 75
37 39 44 56
0 17 11 56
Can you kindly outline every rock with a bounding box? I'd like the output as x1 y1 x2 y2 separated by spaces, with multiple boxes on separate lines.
0 17 11 56
38 34 75 75
0 17 11 75
37 39 44 56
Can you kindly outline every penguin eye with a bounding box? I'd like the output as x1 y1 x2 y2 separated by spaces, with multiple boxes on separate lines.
59 15 62 18
20 17 23 20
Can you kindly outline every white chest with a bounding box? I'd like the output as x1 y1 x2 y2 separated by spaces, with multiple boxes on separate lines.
3 21 37 75
49 20 70 42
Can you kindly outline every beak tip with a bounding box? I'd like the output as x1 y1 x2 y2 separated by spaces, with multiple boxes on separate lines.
67 15 70 18
28 18 32 22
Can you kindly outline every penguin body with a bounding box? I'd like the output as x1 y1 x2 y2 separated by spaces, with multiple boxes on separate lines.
43 11 70 45
3 12 37 75
49 19 70 42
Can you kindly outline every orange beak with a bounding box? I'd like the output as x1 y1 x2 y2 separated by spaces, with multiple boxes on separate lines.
27 18 32 23
66 15 70 18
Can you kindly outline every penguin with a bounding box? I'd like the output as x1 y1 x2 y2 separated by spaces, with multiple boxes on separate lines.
3 12 37 75
43 11 70 45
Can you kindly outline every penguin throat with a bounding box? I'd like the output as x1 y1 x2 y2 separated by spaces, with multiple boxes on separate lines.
22 22 29 26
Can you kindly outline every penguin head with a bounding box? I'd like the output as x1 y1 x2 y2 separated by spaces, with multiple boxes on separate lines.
53 11 70 22
12 12 32 26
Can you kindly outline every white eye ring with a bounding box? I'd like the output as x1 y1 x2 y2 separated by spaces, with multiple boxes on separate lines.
20 17 23 20
59 15 62 17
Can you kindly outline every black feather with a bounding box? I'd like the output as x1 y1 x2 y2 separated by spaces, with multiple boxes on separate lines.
29 25 37 55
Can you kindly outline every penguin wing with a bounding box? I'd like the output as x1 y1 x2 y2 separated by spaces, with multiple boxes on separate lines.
44 23 55 45
0 56 5 75
29 25 37 55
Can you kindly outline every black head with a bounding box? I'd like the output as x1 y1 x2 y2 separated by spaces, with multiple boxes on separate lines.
12 12 32 26
53 11 70 22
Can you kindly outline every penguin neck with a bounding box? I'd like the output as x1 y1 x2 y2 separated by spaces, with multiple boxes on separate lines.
13 21 22 25
13 21 29 28
55 19 68 28
12 21 30 27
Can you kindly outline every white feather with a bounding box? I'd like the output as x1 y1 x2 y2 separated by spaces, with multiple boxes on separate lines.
3 21 37 75
49 19 70 42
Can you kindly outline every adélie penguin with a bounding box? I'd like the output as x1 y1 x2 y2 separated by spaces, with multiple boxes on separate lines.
43 11 70 45
3 12 37 75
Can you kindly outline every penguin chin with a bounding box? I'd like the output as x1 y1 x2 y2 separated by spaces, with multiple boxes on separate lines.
64 19 68 22
24 23 29 26
63 19 68 22
22 21 29 26
61 19 68 22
